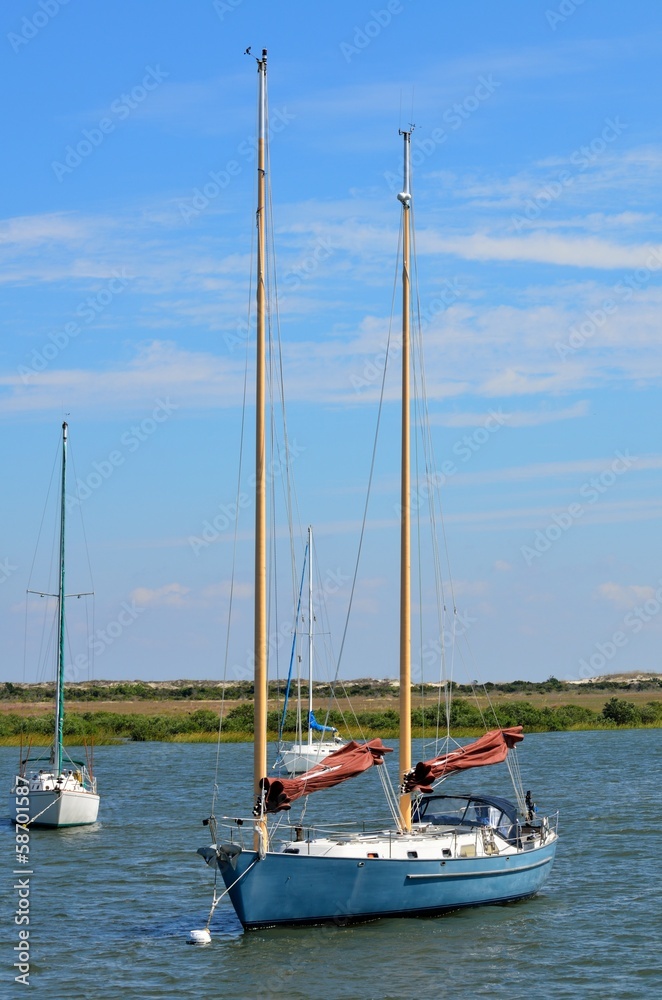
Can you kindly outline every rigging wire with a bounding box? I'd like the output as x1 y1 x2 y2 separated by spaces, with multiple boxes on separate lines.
25 435 61 686
329 217 404 717
408 197 525 804
209 159 255 821
67 435 96 683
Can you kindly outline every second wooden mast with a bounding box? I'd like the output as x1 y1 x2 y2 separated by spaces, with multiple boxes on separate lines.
397 130 412 831
254 49 268 808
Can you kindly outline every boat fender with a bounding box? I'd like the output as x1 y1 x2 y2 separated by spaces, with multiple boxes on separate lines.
218 843 243 869
197 846 218 868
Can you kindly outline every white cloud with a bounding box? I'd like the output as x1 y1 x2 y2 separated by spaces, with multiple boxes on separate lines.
596 582 657 609
0 212 95 248
434 401 589 428
201 581 253 601
447 454 662 488
0 339 247 416
447 579 489 597
420 230 662 270
130 582 190 608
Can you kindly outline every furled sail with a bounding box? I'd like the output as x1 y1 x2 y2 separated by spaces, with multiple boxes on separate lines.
401 727 524 795
255 738 392 814
308 711 337 734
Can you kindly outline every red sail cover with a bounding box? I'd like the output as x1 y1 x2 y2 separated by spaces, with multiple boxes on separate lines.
402 727 524 794
256 739 393 815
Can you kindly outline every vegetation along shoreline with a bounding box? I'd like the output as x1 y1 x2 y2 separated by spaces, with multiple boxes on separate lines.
1 674 660 744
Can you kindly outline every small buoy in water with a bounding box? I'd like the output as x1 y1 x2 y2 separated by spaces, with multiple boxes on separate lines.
188 928 212 945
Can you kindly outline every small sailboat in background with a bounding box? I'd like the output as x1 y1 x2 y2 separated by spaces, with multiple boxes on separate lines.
193 51 557 935
275 525 343 775
9 422 99 829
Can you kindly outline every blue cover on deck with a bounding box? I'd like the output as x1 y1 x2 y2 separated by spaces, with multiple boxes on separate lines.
308 711 337 734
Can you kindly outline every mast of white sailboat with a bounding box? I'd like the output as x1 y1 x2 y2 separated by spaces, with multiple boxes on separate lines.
397 131 412 831
254 50 268 808
54 420 68 776
307 525 313 747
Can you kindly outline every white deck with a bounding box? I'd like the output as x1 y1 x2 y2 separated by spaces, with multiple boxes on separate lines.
11 769 100 827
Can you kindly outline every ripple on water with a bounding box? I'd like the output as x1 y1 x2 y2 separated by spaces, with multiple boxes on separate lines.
1 732 661 1000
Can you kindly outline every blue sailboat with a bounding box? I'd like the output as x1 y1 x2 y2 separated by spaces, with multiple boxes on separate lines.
193 50 557 936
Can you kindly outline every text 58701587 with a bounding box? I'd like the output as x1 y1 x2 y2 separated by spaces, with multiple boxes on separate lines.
13 782 32 986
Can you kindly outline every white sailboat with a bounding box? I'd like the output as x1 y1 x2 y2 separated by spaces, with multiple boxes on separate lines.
193 51 557 935
275 525 344 775
9 422 99 829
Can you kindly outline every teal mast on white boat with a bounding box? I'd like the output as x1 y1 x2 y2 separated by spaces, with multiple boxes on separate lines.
54 420 68 778
9 421 100 828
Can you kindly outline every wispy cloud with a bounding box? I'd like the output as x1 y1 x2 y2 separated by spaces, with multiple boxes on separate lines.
0 212 96 247
201 581 253 601
432 401 589 428
420 230 662 270
130 582 190 608
596 581 657 608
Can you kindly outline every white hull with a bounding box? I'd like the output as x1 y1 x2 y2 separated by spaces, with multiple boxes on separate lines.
278 741 343 775
11 771 99 828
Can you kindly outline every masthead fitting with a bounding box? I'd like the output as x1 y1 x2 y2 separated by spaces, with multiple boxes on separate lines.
397 127 412 207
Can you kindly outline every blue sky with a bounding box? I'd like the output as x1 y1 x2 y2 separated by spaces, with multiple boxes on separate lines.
1 0 661 686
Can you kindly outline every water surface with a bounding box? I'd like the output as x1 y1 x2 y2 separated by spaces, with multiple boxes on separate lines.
1 730 660 999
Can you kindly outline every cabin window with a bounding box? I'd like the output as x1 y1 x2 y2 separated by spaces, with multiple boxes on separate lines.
367 852 379 858
407 851 418 858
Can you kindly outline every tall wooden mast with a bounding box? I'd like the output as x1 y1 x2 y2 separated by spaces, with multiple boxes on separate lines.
254 49 268 806
397 131 412 831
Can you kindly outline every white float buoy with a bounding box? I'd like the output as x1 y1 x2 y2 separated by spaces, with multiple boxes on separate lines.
188 928 212 945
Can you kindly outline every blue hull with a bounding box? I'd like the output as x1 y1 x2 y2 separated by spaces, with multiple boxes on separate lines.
220 840 557 929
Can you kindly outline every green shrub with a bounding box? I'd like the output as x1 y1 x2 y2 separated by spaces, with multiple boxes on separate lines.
602 698 639 726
